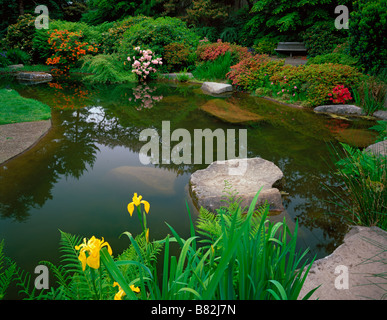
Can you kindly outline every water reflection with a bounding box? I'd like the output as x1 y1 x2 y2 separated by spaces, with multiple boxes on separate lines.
0 79 378 268
129 84 163 110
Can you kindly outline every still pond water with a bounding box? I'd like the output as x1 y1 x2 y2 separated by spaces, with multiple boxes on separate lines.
0 77 379 280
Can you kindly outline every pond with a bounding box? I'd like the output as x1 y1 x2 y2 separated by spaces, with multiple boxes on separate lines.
0 76 379 285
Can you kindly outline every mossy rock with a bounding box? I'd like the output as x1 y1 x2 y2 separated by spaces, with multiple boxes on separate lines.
200 98 264 124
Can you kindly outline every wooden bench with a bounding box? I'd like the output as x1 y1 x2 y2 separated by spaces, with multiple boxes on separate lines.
275 42 307 57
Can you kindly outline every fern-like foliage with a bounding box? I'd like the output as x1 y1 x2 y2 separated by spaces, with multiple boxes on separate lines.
0 240 18 300
117 232 163 284
196 181 267 247
81 53 136 84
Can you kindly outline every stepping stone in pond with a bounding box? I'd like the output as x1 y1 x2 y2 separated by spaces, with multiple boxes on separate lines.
189 157 285 213
200 99 264 124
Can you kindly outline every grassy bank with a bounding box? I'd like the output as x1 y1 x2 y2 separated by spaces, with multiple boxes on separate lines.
0 89 51 125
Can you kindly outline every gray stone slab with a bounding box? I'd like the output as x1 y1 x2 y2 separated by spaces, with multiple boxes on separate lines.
189 157 285 213
201 82 233 95
314 104 364 116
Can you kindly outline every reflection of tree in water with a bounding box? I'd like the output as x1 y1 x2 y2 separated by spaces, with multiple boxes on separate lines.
0 108 100 222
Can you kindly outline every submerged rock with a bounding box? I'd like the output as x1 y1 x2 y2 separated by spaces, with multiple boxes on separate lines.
200 99 263 124
201 82 233 95
189 157 285 213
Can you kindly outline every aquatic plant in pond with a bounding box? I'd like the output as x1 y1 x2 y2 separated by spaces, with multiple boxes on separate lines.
325 143 387 230
0 189 318 300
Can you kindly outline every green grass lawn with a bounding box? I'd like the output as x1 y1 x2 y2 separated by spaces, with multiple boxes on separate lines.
0 89 51 125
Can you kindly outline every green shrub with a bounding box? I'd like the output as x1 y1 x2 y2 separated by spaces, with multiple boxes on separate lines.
302 21 348 57
32 20 103 63
118 16 200 65
307 53 358 67
81 53 135 84
252 36 281 55
98 16 152 54
352 77 387 115
163 42 191 72
193 26 219 43
193 51 234 81
4 14 36 54
349 0 387 74
0 52 10 67
4 48 31 65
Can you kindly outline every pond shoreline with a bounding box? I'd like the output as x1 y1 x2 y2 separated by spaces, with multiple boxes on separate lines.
1 78 385 301
0 119 52 165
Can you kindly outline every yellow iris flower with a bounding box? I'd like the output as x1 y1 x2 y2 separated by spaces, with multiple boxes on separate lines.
75 236 112 271
127 193 150 216
113 282 140 300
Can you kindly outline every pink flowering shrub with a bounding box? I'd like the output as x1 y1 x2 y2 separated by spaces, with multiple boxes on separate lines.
128 46 163 81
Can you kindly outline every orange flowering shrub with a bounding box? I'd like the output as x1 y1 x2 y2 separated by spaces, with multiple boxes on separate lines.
46 29 98 75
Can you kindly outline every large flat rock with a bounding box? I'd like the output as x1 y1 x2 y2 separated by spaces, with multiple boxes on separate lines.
189 157 284 213
15 71 52 82
314 104 364 116
201 82 233 95
365 140 387 157
373 110 387 120
0 120 52 164
299 226 387 300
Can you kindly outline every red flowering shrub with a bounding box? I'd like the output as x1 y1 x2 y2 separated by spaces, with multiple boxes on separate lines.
328 85 352 104
196 39 251 63
269 63 364 106
46 29 98 75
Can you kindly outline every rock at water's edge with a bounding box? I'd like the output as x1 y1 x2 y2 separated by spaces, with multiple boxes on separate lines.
365 140 387 157
314 104 363 116
189 157 284 213
373 110 387 120
201 82 233 95
16 71 52 82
